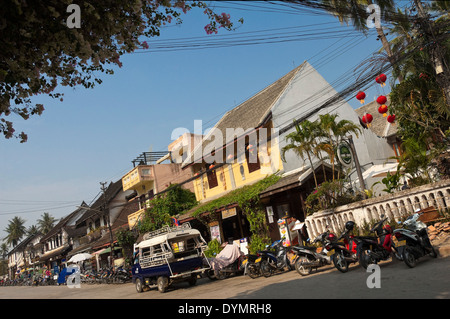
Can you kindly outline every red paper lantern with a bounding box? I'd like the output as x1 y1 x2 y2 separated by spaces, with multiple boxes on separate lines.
376 73 387 86
362 113 373 125
378 104 388 117
356 91 366 104
362 113 373 128
377 95 387 105
209 164 215 169
387 114 396 123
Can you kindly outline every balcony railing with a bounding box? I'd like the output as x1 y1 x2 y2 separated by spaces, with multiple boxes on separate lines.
304 179 450 239
122 165 154 191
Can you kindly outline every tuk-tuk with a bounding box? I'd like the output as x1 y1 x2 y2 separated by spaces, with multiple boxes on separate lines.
132 223 210 293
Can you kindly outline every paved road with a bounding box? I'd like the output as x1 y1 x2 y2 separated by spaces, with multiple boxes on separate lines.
1 255 449 300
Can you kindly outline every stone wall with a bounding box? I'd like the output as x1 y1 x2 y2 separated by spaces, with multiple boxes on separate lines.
304 179 450 239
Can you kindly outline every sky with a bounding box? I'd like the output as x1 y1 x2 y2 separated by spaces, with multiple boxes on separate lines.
0 1 395 243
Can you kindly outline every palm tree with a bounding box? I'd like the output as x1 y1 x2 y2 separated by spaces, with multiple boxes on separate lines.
4 216 26 247
37 212 56 235
26 225 39 236
0 242 9 260
318 114 361 180
319 0 401 81
281 120 320 187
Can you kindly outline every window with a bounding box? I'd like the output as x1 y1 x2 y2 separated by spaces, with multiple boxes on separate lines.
245 143 260 173
206 164 218 188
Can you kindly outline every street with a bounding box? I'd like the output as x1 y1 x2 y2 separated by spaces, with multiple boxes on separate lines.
1 255 449 300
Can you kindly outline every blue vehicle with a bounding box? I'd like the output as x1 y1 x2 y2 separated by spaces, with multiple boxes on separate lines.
132 223 210 293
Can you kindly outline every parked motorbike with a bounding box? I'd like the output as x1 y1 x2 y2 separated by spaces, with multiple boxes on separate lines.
357 215 401 269
393 211 437 268
290 230 333 276
206 242 245 280
328 221 360 273
242 254 262 279
258 238 294 277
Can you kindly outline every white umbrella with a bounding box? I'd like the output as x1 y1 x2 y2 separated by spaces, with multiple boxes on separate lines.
68 253 93 263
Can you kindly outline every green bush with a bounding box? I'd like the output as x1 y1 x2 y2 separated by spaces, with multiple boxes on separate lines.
203 239 222 258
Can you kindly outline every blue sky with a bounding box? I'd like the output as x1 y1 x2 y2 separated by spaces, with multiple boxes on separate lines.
0 2 393 241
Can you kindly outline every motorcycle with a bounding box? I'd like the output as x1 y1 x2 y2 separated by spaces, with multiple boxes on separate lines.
206 242 245 280
328 221 360 273
258 238 294 277
357 215 401 269
290 230 333 276
393 211 437 268
242 254 262 279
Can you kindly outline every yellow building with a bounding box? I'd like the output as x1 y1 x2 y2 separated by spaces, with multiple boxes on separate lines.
122 145 195 229
178 65 303 243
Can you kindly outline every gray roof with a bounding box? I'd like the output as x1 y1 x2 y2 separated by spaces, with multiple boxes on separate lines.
354 99 397 138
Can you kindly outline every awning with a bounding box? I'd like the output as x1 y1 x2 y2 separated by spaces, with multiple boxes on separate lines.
38 244 71 262
99 246 122 255
362 163 399 180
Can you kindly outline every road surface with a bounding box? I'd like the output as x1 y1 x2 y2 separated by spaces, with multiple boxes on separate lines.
1 255 449 300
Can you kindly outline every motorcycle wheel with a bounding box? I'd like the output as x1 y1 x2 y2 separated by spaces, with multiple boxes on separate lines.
260 260 272 278
333 252 348 273
216 271 228 280
206 269 216 281
295 257 312 276
247 265 260 279
429 246 438 258
358 249 372 269
403 247 417 268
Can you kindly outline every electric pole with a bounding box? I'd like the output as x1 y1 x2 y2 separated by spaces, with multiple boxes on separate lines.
100 182 115 268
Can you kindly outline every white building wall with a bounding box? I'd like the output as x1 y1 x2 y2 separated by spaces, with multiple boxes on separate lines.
270 61 395 189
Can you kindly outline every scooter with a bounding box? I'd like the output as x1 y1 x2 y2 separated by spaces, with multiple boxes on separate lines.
328 221 360 273
242 254 262 279
393 211 437 268
290 230 333 276
206 242 246 280
258 238 294 277
357 215 402 269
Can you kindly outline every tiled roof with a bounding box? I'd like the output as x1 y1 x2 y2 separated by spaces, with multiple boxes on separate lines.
184 62 306 166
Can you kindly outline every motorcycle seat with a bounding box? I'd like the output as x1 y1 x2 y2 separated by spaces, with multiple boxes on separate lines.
356 236 377 241
292 246 316 251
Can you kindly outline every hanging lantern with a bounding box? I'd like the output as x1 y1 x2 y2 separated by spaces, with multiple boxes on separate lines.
376 95 387 105
375 76 381 84
356 91 366 104
362 113 373 127
379 73 387 86
209 164 215 170
227 154 234 161
378 104 388 117
387 114 396 124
